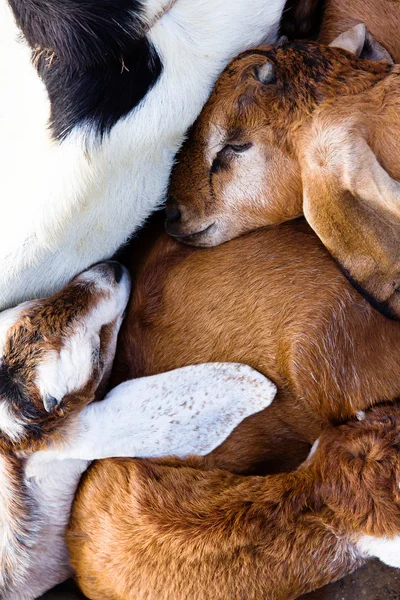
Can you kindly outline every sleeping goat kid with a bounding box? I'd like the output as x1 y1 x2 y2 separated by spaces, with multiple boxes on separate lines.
68 402 400 600
166 25 400 318
0 262 274 599
63 219 400 599
0 0 287 310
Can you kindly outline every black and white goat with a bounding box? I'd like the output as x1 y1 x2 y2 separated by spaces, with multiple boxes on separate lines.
0 0 287 309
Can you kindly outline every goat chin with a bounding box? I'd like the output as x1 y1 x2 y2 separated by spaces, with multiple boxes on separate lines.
0 0 285 310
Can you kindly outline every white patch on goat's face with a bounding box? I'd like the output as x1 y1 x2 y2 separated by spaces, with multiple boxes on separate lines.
35 266 130 408
205 124 227 165
0 402 25 443
0 303 34 359
357 534 400 568
35 338 93 408
221 143 266 209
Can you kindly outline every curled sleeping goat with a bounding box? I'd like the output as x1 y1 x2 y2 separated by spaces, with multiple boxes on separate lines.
67 227 400 597
165 24 400 318
69 401 400 600
1 0 291 309
0 262 274 599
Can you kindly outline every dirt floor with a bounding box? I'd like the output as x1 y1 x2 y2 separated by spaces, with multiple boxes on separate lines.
41 560 400 599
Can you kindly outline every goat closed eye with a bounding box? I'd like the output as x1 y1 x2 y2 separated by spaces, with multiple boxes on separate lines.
211 143 253 174
224 142 253 154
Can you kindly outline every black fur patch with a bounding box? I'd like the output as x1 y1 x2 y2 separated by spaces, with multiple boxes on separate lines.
8 0 162 139
0 363 26 407
0 364 43 441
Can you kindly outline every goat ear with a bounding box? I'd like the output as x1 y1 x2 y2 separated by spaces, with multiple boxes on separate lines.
361 31 394 64
329 24 393 63
329 23 367 56
299 125 400 318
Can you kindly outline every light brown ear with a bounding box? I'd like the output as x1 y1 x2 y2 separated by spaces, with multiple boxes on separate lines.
330 24 394 63
299 123 400 318
329 23 367 56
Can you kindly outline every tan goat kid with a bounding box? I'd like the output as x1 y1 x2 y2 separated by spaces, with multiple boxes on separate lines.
166 25 400 319
67 220 400 599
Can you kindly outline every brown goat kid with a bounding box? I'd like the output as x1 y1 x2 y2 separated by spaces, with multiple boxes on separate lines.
69 402 400 600
166 26 400 318
69 221 400 599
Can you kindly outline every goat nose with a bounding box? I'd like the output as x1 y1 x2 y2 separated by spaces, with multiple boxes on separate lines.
165 201 181 222
105 261 124 284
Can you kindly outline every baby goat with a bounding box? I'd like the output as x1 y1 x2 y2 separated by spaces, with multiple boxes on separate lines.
166 25 400 318
64 218 400 599
0 263 272 599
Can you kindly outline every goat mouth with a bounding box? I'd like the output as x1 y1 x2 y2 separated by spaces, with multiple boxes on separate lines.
165 223 216 244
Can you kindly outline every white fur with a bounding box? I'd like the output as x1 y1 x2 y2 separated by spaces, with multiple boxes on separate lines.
52 266 130 397
16 362 276 599
0 0 286 309
222 143 269 209
7 460 88 600
357 534 400 568
0 456 33 593
0 402 25 442
35 290 129 405
0 303 33 358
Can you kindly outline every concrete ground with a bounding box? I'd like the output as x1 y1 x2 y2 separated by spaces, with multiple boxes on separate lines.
41 560 400 599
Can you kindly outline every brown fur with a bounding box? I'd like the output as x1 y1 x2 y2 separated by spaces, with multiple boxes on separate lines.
112 222 400 473
319 0 400 61
166 36 400 317
69 401 400 600
68 222 400 599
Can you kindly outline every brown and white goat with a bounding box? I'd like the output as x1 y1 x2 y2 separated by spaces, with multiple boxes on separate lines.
165 25 400 318
67 218 400 599
0 262 271 599
63 27 400 599
0 261 130 598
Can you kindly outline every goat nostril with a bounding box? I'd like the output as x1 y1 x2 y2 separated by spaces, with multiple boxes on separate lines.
165 203 182 222
106 261 124 284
